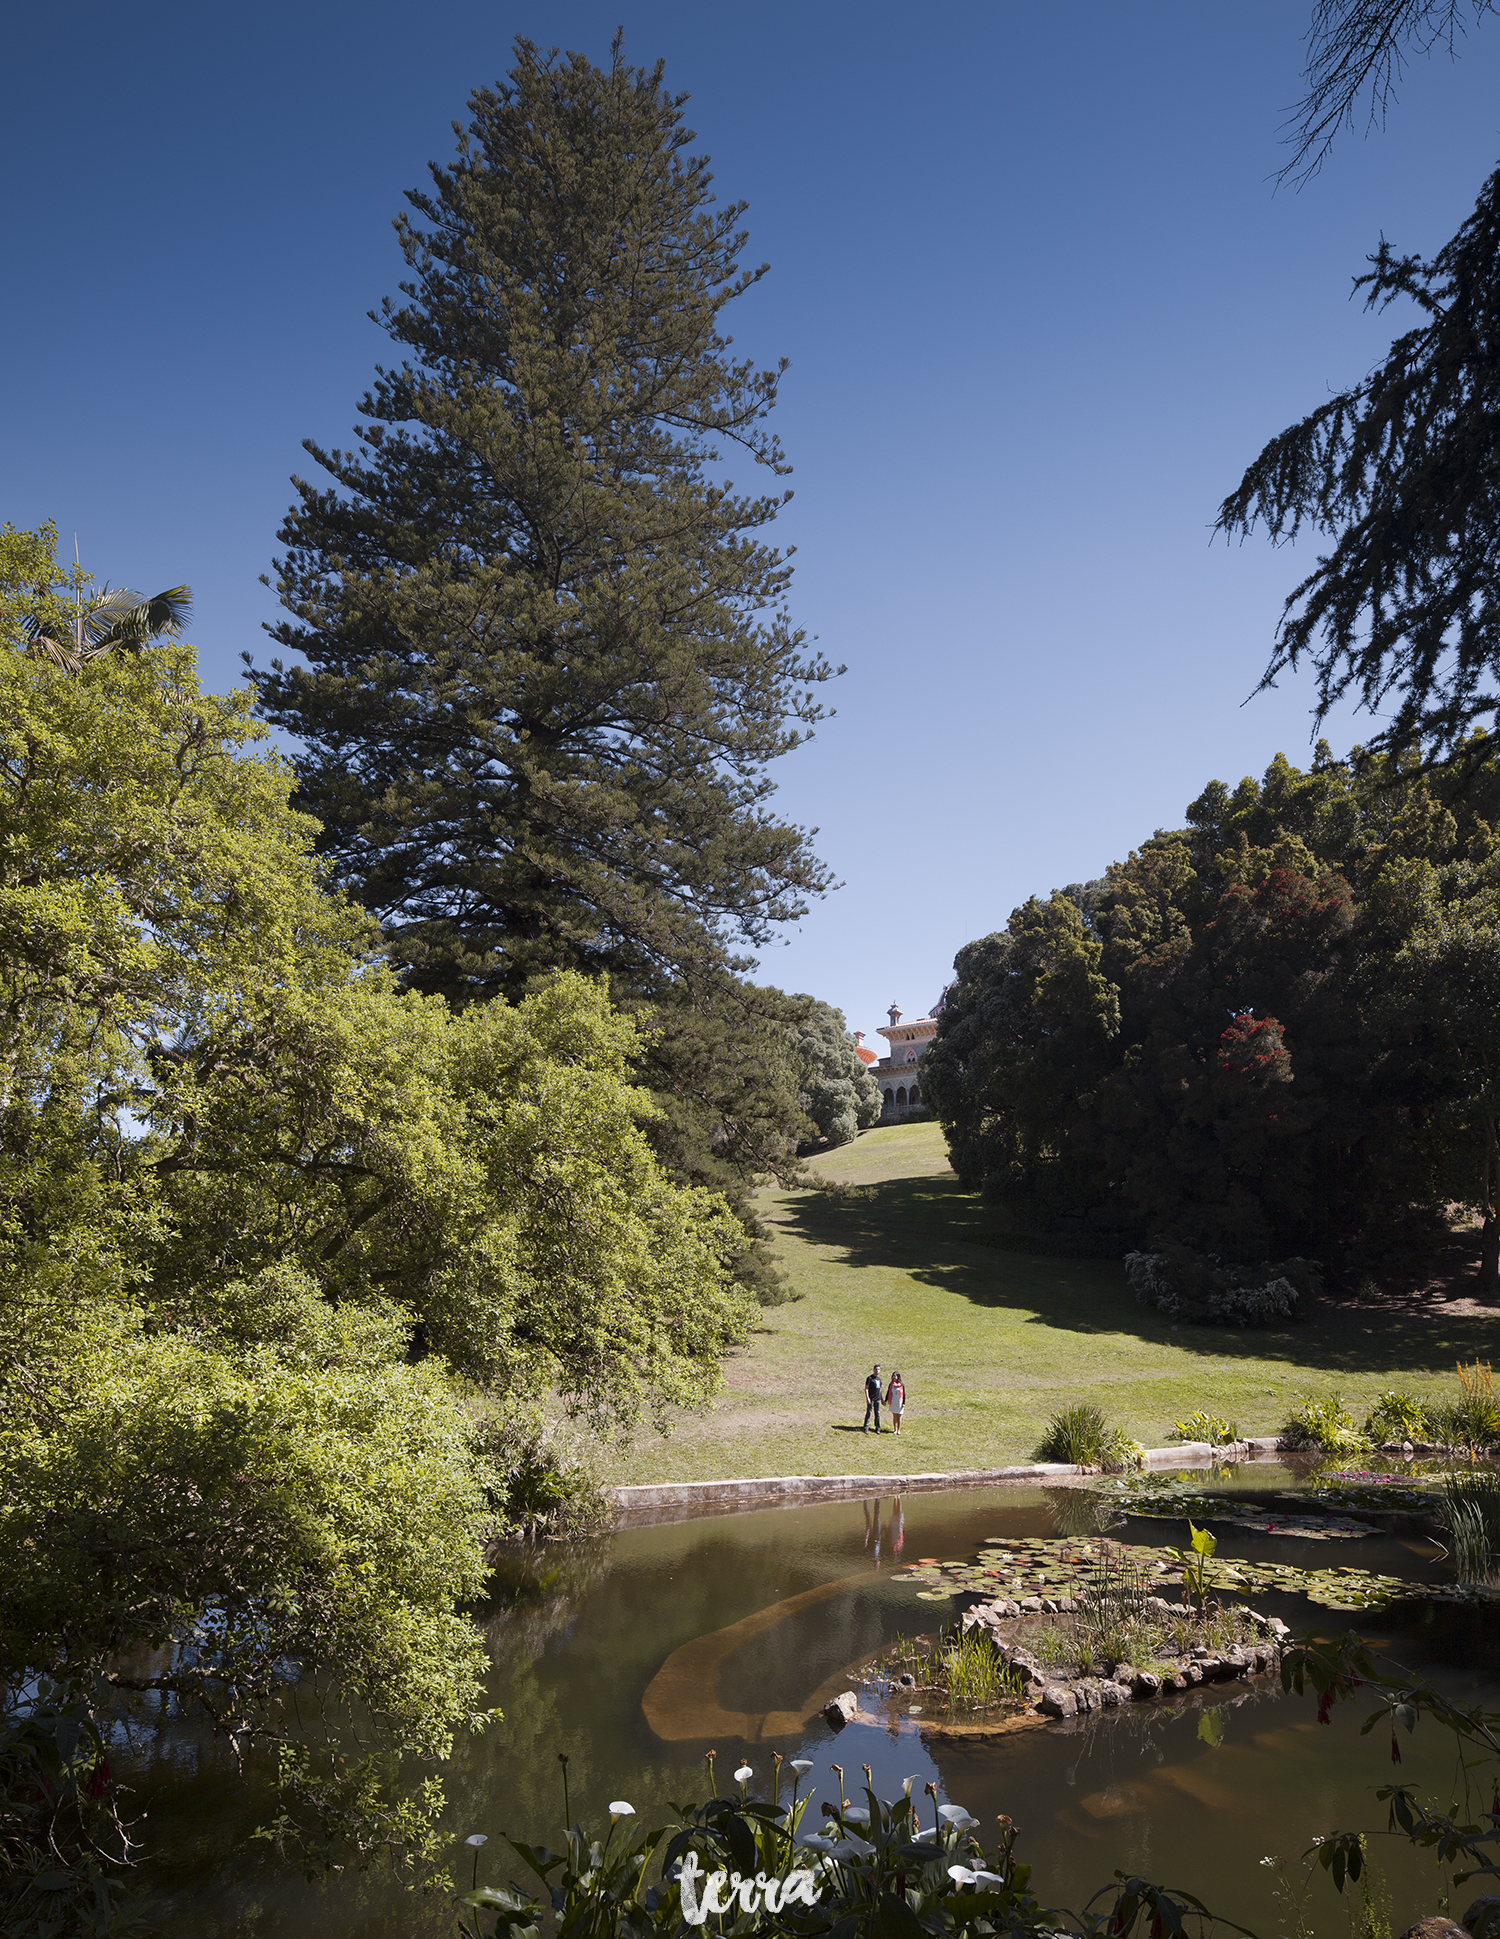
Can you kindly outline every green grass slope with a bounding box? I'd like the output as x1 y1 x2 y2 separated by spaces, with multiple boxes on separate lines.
599 1121 1497 1485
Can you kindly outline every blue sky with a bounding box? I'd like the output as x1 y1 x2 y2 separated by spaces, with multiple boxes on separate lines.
6 2 1500 1040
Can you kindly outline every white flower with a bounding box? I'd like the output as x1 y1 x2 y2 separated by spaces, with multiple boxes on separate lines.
608 1801 636 1821
465 1833 489 1848
903 1775 919 1797
938 1805 979 1830
734 1764 753 1783
841 1806 870 1826
790 1758 814 1774
797 1833 837 1853
948 1865 980 1886
832 1834 875 1858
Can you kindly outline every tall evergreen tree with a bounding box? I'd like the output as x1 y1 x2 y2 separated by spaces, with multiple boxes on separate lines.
252 38 835 1274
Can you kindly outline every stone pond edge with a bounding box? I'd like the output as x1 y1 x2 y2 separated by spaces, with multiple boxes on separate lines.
607 1438 1287 1524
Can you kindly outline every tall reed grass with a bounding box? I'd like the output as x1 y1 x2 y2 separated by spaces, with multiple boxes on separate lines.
1441 1471 1500 1585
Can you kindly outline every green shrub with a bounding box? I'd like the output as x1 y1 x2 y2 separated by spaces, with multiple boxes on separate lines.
1363 1390 1429 1444
1124 1244 1317 1326
1280 1394 1369 1454
1165 1410 1241 1445
1034 1404 1144 1472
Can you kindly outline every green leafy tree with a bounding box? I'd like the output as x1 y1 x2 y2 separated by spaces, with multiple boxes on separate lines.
929 744 1500 1284
0 531 751 1880
1384 860 1500 1294
789 997 880 1149
922 895 1119 1219
1 516 191 672
251 38 836 1279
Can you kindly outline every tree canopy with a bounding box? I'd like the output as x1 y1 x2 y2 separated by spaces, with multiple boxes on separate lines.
250 37 834 1285
924 742 1500 1294
790 998 881 1150
0 528 751 1878
1218 164 1500 767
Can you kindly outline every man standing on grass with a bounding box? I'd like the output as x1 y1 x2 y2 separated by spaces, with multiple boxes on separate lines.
863 1364 883 1434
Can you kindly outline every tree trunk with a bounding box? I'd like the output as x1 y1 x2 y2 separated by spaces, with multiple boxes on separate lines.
1480 1117 1500 1302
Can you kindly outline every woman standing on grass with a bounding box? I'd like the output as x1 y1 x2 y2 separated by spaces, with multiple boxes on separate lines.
885 1371 905 1434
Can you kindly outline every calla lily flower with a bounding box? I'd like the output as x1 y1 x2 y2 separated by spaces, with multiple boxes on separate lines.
608 1802 635 1820
465 1834 489 1848
734 1765 753 1782
938 1804 979 1830
790 1758 814 1774
797 1833 837 1853
840 1806 870 1825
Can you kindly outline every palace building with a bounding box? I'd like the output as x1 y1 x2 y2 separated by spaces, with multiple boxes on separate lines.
868 1002 937 1119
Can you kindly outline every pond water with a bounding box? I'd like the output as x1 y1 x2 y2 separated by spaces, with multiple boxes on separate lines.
132 1474 1498 1937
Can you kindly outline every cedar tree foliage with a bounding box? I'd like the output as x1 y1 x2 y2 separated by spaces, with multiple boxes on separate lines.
1284 1 1497 183
253 39 836 1242
1219 162 1500 767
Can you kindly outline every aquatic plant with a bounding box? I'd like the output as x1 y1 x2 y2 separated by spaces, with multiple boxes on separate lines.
1441 1472 1500 1585
1165 1410 1241 1445
1075 1542 1155 1665
940 1629 1022 1712
1033 1403 1144 1472
1280 1394 1369 1454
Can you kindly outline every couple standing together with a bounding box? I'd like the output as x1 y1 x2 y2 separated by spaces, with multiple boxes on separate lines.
862 1364 905 1434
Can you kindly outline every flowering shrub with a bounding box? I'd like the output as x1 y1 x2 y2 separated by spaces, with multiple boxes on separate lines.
1215 1012 1293 1086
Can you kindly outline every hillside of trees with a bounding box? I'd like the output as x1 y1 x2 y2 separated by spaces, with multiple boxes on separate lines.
923 745 1500 1296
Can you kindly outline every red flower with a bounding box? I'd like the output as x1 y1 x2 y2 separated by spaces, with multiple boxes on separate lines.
1316 1690 1334 1726
1390 1732 1402 1764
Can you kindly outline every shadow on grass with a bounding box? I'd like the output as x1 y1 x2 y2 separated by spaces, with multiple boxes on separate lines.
777 1177 1498 1378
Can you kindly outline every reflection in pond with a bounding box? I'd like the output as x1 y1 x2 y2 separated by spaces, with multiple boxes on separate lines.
126 1479 1496 1937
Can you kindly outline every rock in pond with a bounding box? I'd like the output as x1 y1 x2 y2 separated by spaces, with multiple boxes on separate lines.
824 1691 858 1728
1039 1685 1077 1719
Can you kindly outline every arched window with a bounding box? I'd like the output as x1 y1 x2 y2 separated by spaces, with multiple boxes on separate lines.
896 1086 907 1108
910 1086 920 1106
882 1088 894 1112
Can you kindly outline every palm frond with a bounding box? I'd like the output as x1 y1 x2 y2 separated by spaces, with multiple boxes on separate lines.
19 584 193 671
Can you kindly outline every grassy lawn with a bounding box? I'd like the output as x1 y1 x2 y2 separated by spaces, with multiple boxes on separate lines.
596 1121 1499 1485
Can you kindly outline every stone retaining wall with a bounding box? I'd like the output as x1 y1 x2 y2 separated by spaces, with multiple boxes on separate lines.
608 1437 1285 1526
